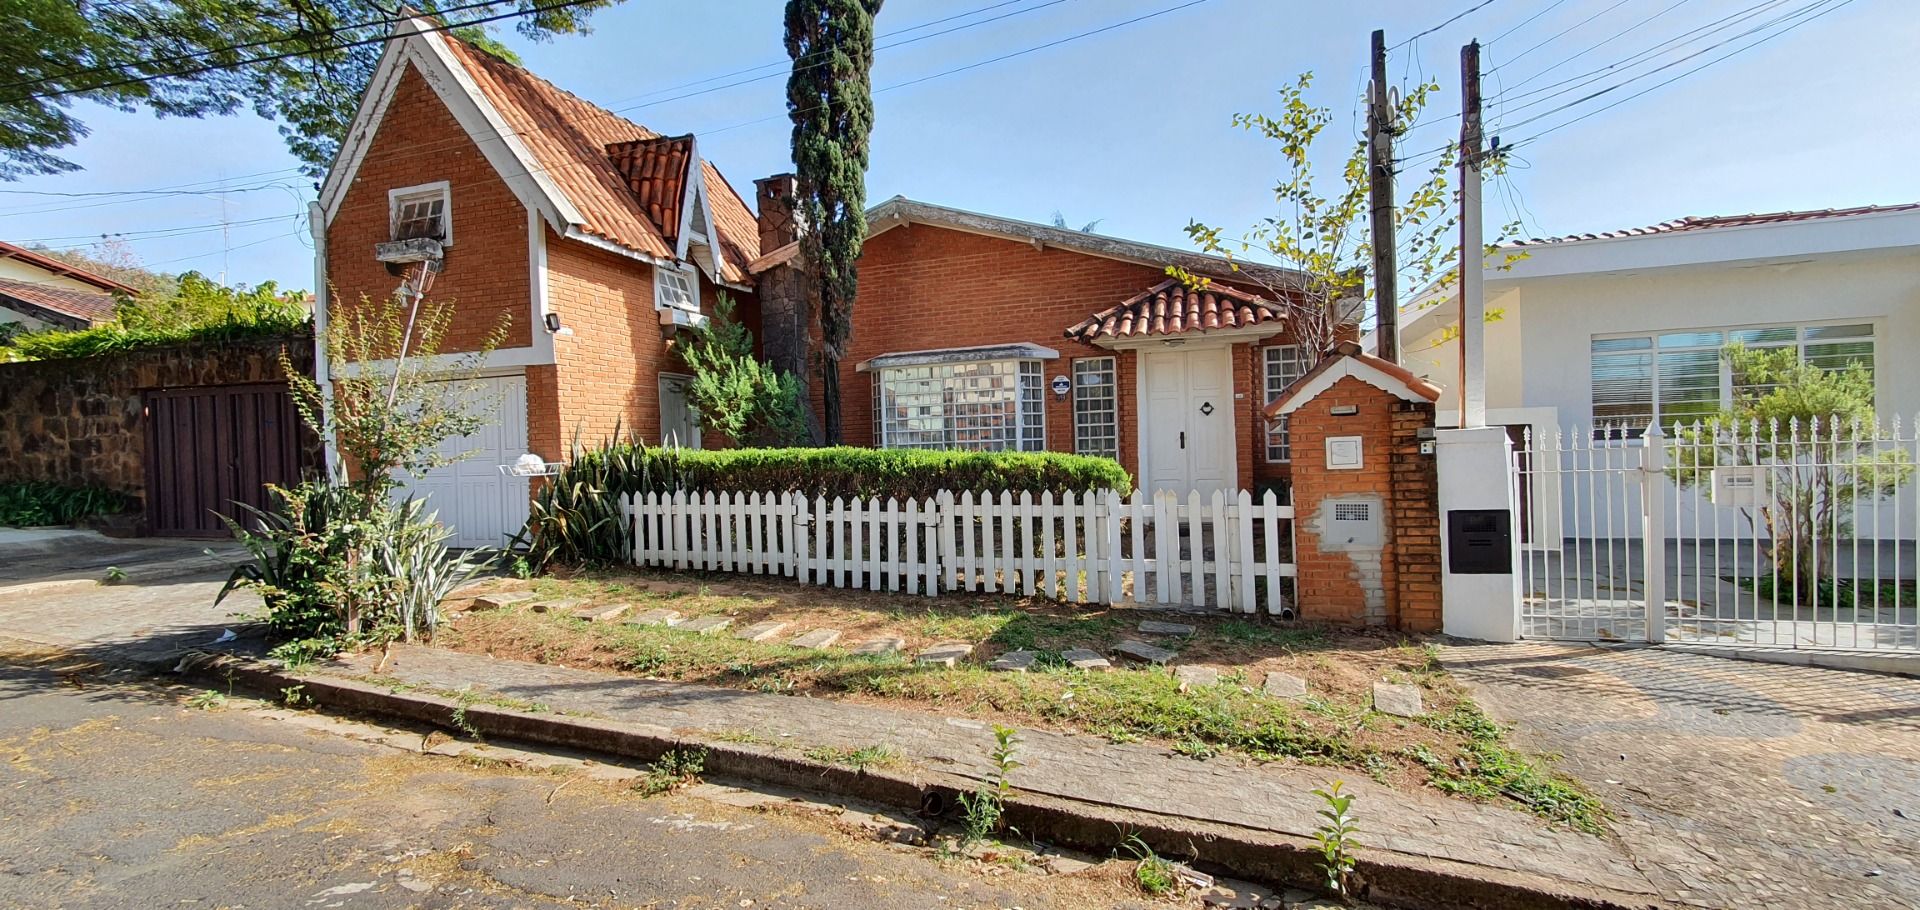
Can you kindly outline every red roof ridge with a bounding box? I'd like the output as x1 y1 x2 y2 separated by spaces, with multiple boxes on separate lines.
1515 202 1920 246
1264 341 1441 419
1065 277 1284 343
0 240 139 295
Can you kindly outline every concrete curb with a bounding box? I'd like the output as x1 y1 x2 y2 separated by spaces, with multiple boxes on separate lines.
174 652 1668 910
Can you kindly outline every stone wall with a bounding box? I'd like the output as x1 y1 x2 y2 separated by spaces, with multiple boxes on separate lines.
0 334 316 502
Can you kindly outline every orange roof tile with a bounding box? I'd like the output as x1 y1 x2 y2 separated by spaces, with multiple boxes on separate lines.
607 135 694 247
0 241 138 295
0 277 118 327
1065 278 1283 343
438 37 758 284
1263 341 1442 419
1514 202 1920 246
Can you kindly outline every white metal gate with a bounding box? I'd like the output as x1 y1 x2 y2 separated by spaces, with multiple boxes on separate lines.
1516 419 1919 652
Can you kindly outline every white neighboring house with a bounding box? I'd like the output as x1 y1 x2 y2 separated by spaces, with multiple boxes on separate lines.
0 240 132 333
1399 202 1920 541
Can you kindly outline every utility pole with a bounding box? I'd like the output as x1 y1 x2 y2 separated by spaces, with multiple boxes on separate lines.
1457 40 1486 429
1367 29 1400 364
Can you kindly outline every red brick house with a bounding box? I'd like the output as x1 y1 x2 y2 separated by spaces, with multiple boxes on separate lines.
312 15 765 546
316 15 1316 547
757 198 1315 497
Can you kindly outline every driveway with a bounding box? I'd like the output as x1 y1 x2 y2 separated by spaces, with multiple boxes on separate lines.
1445 641 1920 909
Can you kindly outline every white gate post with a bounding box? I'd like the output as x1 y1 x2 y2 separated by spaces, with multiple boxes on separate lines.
1640 424 1668 644
1436 427 1522 642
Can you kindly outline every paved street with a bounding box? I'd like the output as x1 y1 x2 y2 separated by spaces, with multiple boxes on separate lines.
0 643 1156 909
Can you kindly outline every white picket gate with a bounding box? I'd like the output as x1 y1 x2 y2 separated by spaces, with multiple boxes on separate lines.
622 488 1296 613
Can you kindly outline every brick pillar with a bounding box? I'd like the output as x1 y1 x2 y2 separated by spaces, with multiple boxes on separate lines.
1389 400 1442 632
1287 376 1396 625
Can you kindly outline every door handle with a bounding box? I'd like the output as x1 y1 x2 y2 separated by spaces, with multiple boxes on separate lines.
1179 431 1186 449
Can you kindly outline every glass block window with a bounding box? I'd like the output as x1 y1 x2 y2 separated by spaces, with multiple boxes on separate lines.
873 359 1045 452
1263 345 1309 462
1072 357 1118 458
655 263 698 312
1591 322 1875 436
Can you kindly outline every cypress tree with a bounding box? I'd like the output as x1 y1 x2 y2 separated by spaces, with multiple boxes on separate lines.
784 0 882 445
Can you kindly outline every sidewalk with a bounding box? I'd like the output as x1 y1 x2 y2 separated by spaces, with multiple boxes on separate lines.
315 643 1658 903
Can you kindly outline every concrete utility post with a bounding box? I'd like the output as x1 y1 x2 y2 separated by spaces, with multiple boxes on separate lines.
1368 29 1400 365
1457 40 1487 429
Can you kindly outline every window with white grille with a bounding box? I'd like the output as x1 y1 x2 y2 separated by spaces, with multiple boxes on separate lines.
873 359 1045 452
1264 345 1309 461
1591 322 1875 436
388 182 450 244
655 263 698 312
1072 357 1118 458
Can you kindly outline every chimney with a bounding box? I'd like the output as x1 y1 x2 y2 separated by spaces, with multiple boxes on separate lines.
753 173 800 253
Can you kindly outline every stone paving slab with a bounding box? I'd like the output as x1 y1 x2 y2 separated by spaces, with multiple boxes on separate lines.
989 650 1036 673
526 599 582 614
1113 639 1175 666
789 629 841 649
1175 665 1220 690
472 592 535 612
850 637 904 657
1138 620 1197 636
1059 648 1111 671
915 642 973 667
1263 672 1308 699
677 616 732 636
320 645 1655 901
734 621 787 642
1446 641 1920 909
626 609 683 627
568 603 629 624
1371 682 1424 717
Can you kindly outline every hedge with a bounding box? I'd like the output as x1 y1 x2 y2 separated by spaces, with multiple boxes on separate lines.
595 445 1131 501
0 481 133 527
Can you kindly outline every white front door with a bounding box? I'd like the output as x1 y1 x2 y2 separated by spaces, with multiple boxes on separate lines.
1139 347 1235 496
658 373 702 449
394 374 531 549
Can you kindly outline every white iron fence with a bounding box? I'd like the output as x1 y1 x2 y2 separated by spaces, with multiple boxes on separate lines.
622 489 1296 613
1516 419 1920 652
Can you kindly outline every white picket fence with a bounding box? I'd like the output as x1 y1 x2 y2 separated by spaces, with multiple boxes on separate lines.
621 488 1296 613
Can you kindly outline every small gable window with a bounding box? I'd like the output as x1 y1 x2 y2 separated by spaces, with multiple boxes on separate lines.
389 181 451 245
655 262 698 312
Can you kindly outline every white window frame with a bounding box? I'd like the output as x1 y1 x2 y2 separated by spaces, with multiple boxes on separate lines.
872 358 1046 453
1590 319 1877 436
387 180 451 246
654 261 700 313
1263 344 1309 462
1072 356 1118 458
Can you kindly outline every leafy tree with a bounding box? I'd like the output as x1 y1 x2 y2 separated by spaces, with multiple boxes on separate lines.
678 294 807 447
1180 73 1517 359
31 240 178 297
1669 343 1911 601
2 0 617 179
0 271 307 361
785 0 883 445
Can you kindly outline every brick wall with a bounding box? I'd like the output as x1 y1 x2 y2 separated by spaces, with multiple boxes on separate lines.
832 224 1297 488
324 64 533 354
0 335 317 501
1390 400 1442 632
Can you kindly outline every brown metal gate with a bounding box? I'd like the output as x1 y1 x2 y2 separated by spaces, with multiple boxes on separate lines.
144 382 309 537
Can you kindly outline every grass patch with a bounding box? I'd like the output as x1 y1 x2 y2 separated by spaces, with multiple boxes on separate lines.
803 743 902 770
1211 620 1326 650
1413 702 1606 833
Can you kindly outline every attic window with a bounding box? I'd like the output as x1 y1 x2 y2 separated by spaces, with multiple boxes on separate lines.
655 262 698 312
389 181 451 245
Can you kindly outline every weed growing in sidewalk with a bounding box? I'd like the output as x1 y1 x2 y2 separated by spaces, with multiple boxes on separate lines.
956 724 1021 849
279 685 308 707
185 690 227 710
1122 835 1177 897
634 748 707 797
103 566 126 584
1311 780 1360 898
803 744 901 770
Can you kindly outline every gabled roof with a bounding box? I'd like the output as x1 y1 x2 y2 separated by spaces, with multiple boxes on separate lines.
0 241 138 296
0 277 118 329
1265 342 1441 419
1514 202 1920 246
318 16 759 286
1065 277 1283 343
865 197 1311 288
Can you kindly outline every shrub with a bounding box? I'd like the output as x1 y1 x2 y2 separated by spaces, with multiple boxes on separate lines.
1 273 309 362
0 481 133 527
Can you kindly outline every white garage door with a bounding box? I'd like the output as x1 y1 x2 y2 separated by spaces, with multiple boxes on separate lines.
393 374 531 549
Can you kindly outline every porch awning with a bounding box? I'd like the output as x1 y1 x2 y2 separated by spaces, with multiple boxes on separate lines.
1064 277 1284 344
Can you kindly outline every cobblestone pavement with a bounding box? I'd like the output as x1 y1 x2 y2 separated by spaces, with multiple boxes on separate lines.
0 647 1160 909
1444 642 1920 910
322 644 1656 900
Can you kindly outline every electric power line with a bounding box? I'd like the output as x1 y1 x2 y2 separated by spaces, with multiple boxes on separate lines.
1497 0 1638 68
1488 0 1576 45
1392 0 1504 50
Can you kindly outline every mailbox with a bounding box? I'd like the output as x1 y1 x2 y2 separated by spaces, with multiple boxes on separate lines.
1446 509 1512 575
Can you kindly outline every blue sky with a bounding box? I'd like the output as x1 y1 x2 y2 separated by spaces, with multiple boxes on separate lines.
1 0 1911 292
